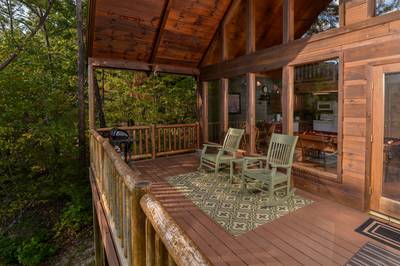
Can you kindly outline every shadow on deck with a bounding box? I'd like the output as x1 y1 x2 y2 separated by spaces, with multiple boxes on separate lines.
133 153 400 265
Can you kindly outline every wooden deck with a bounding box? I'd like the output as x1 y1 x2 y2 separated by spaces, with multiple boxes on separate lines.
133 153 400 265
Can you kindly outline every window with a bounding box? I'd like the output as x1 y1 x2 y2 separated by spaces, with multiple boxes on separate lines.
376 0 400 16
293 59 340 177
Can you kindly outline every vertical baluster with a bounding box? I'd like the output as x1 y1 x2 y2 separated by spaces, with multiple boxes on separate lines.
168 128 172 151
145 128 149 155
157 127 161 154
133 130 137 156
163 128 167 152
174 127 177 151
139 129 143 156
184 127 187 149
178 127 182 150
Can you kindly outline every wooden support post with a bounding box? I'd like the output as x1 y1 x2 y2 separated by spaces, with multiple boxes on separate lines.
151 124 156 159
145 218 155 266
88 60 96 129
196 78 203 146
247 73 256 154
202 82 209 143
339 0 346 27
131 181 151 266
220 19 229 139
283 0 294 44
367 0 376 18
246 0 256 154
220 78 229 137
246 0 255 54
282 66 294 135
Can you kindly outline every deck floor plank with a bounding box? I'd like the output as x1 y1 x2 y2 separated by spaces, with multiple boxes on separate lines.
132 153 400 265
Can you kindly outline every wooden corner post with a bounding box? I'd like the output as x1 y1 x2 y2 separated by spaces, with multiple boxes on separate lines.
220 19 229 138
202 82 209 143
282 0 294 135
88 59 96 129
246 0 256 154
282 66 294 135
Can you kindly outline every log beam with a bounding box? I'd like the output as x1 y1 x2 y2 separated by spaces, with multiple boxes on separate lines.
199 11 400 81
90 57 199 76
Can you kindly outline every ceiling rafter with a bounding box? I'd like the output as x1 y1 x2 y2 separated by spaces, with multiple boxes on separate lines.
198 0 242 67
149 0 173 64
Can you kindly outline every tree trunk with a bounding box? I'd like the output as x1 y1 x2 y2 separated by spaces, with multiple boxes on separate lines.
94 75 107 128
76 0 86 164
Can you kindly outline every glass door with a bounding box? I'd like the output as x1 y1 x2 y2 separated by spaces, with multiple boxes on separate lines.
370 63 400 219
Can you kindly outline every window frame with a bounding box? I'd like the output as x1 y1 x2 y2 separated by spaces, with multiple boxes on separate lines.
287 53 344 183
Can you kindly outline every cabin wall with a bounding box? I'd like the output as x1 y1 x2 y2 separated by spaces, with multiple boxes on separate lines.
295 19 400 211
200 4 400 210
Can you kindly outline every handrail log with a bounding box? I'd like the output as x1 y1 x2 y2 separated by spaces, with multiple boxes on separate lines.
140 194 211 266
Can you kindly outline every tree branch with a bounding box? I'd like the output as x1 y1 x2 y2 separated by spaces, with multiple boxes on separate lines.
0 0 53 71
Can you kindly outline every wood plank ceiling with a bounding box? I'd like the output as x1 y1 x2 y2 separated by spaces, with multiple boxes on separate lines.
89 0 331 70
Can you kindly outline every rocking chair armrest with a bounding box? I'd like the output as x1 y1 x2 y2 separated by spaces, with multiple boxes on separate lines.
203 144 223 148
201 144 223 155
243 156 269 163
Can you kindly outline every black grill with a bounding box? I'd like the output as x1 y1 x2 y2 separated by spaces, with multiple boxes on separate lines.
109 128 131 162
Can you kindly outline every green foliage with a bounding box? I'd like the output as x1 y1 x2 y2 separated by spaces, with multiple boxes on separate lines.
99 70 196 126
17 235 57 266
0 0 91 265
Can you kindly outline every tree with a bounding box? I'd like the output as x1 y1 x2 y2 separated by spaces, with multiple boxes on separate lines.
75 0 85 163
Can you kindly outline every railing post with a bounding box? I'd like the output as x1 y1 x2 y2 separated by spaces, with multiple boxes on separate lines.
151 124 156 159
131 180 151 266
196 122 200 149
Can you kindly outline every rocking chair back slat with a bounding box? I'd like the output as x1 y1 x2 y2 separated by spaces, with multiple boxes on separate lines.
222 128 245 152
267 134 298 166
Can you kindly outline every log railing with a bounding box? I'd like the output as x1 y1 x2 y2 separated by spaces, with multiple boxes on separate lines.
90 129 209 266
97 123 200 161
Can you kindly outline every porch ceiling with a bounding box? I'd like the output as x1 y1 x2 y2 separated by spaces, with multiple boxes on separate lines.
88 0 331 70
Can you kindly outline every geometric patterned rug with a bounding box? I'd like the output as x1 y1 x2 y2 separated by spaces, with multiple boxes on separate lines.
167 171 313 236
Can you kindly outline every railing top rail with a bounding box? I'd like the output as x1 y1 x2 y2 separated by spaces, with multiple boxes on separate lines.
156 123 198 128
140 194 211 266
96 122 199 132
96 125 152 132
91 129 151 192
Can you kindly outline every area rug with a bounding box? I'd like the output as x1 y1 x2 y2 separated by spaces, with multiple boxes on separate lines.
346 242 400 266
166 171 313 236
355 218 400 251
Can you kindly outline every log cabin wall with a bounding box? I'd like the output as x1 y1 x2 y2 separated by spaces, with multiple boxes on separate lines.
199 2 400 211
